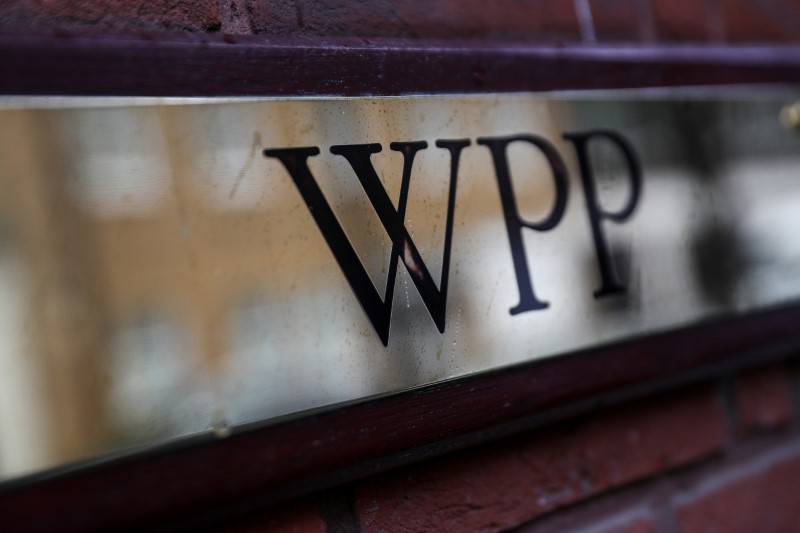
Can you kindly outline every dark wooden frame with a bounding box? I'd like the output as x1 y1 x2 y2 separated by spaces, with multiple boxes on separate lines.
2 31 800 96
0 30 799 531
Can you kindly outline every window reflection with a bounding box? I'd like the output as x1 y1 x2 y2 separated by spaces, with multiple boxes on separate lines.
0 96 797 480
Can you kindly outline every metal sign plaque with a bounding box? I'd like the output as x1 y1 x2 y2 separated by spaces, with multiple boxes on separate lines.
0 92 798 479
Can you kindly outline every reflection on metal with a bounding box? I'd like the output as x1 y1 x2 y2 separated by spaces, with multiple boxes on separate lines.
780 102 800 130
0 93 798 479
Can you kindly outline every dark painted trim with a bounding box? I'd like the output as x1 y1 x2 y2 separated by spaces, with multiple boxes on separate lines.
1 31 800 96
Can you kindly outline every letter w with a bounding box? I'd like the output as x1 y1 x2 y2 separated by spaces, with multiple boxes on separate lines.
264 140 470 346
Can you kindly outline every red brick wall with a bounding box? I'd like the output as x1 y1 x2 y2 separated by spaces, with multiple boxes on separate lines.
1 0 800 42
226 361 800 532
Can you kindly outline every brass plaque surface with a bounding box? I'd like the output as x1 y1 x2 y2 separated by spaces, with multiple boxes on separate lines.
0 93 798 479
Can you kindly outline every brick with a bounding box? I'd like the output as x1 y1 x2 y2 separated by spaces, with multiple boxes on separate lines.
220 0 253 34
355 386 727 533
248 0 581 41
601 519 656 533
519 510 656 533
736 365 794 434
221 499 325 533
588 0 652 42
651 0 722 41
676 450 800 533
721 0 800 42
0 0 221 33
